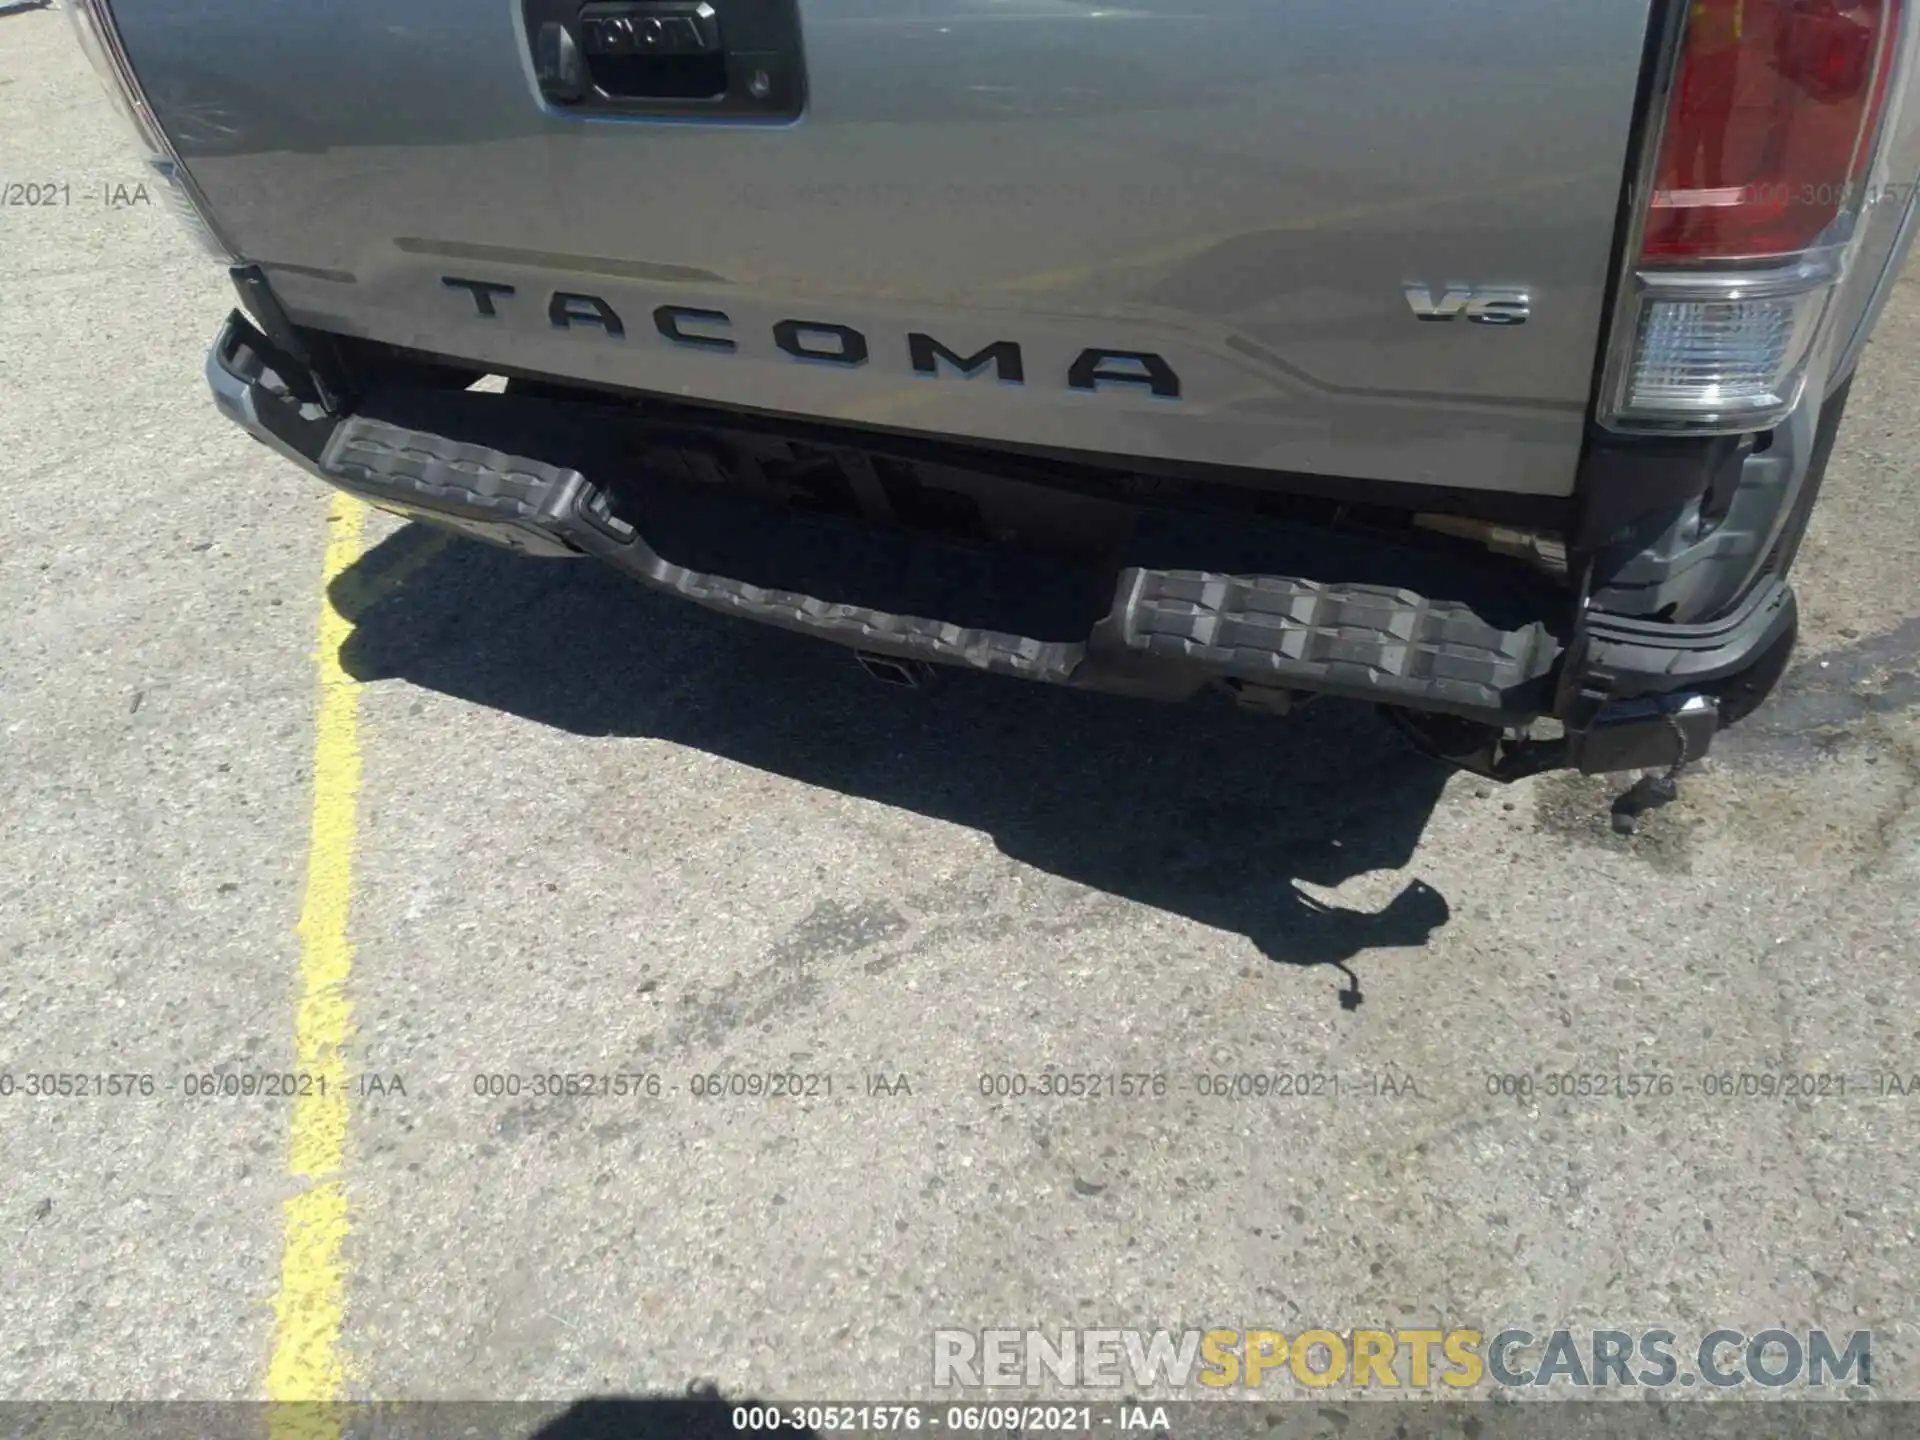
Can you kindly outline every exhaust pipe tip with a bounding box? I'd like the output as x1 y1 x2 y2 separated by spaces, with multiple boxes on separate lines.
855 651 935 691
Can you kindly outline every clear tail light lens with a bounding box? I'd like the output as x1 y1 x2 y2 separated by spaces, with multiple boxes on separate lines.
1624 269 1832 414
1602 0 1906 432
65 0 238 261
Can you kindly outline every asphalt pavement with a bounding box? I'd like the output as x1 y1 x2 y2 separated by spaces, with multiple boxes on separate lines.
2 3 1917 1413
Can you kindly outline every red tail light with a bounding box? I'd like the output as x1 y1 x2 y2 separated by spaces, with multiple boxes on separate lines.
1642 0 1902 261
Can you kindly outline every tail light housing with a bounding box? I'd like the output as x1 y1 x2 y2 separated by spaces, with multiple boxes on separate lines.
1601 0 1907 432
65 0 238 261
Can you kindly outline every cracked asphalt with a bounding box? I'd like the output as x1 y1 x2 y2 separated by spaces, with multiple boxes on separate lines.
2 3 1917 1412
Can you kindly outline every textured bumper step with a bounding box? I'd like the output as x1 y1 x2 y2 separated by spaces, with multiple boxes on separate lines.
319 414 598 558
1122 570 1562 715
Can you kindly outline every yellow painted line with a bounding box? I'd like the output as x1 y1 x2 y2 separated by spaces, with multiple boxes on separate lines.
329 527 450 623
267 491 370 1433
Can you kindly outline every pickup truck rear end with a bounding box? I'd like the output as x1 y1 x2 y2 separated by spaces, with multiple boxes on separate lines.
70 0 1920 777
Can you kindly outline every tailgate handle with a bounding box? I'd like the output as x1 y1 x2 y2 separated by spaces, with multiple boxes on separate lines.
525 0 803 117
574 0 725 99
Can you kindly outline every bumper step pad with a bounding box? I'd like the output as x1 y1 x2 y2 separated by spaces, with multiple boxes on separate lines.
1121 570 1561 717
321 417 595 558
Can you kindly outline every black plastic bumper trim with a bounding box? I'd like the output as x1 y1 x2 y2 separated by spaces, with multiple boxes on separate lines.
1582 577 1798 698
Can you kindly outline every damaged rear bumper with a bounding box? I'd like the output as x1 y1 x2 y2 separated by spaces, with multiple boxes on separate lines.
208 309 1798 776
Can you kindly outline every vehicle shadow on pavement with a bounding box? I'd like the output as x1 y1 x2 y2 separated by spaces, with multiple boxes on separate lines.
334 527 1455 1005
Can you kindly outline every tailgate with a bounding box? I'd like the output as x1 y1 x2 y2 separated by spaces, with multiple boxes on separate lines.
116 0 1655 498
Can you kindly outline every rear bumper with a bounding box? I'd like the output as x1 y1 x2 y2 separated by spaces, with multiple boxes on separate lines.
209 310 1798 775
